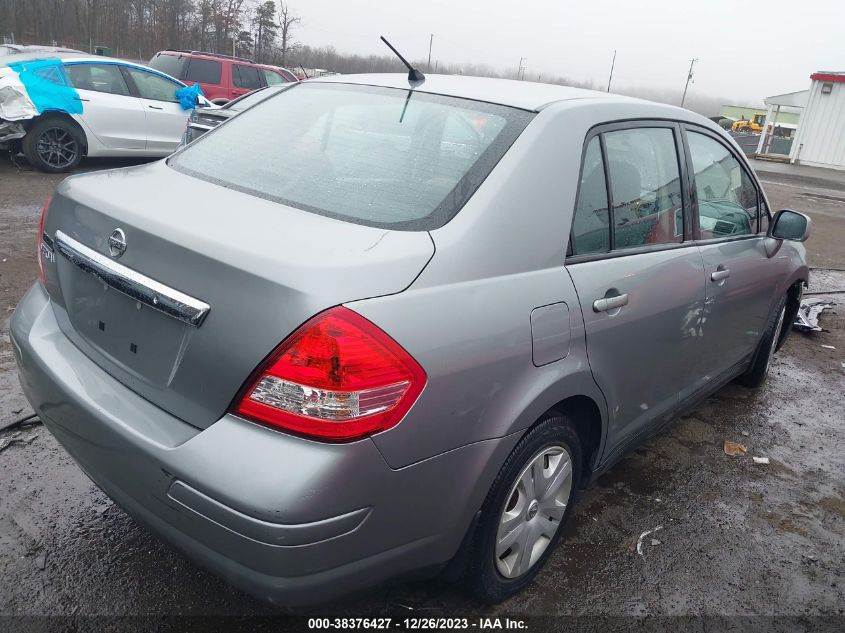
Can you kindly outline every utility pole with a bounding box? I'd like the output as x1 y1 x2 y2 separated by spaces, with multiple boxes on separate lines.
427 34 433 72
517 57 527 80
681 58 698 107
606 49 617 92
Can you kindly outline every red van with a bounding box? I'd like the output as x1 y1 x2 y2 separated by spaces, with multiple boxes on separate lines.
148 50 297 104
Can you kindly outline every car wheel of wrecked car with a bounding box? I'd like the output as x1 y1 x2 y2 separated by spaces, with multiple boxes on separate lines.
22 117 84 173
737 293 788 388
467 413 582 603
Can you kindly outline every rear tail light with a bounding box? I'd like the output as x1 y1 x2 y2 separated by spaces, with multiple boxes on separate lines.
233 307 426 441
37 195 51 286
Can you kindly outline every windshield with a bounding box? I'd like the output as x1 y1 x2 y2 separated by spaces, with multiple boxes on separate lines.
171 82 533 230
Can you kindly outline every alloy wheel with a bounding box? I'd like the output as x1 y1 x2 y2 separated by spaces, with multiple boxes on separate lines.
494 444 573 578
36 127 79 169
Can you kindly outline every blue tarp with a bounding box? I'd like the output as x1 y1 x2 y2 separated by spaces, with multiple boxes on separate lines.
7 58 82 115
175 82 204 110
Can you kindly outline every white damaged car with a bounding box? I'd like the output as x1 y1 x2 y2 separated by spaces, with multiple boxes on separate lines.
0 53 209 172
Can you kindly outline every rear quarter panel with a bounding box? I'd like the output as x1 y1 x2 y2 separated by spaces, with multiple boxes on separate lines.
349 100 621 468
353 98 767 470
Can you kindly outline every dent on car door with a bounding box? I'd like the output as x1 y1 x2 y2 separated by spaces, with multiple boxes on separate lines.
122 66 190 152
684 128 784 378
566 126 706 454
64 63 146 150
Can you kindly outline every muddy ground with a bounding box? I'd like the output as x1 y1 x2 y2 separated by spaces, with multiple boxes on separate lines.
1 154 843 628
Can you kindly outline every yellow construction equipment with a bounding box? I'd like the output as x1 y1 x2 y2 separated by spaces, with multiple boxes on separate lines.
731 113 766 133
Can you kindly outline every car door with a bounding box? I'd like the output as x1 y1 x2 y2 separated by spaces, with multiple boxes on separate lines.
121 65 190 152
231 63 263 101
682 126 784 379
64 62 146 149
566 123 706 452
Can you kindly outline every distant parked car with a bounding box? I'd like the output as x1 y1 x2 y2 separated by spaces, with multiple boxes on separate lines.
182 84 288 144
148 50 297 105
13 74 811 607
258 62 298 84
0 54 209 172
0 44 83 57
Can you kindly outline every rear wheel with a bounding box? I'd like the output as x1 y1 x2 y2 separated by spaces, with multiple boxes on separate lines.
737 294 787 388
22 117 84 173
467 413 582 602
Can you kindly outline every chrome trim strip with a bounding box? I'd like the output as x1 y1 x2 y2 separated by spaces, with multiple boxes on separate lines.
54 230 210 327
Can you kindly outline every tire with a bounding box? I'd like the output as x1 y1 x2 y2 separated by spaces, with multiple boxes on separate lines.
737 294 787 388
22 117 84 173
467 413 582 603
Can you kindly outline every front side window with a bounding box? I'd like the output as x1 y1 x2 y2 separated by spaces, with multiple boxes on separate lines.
604 128 684 249
233 64 262 89
687 131 758 238
66 63 130 96
185 58 222 84
171 83 533 230
262 68 287 85
123 67 180 102
571 137 610 255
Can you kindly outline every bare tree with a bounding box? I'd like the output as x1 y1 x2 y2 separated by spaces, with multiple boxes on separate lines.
276 1 299 67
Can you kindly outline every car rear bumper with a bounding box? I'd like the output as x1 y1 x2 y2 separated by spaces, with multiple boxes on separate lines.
10 283 517 607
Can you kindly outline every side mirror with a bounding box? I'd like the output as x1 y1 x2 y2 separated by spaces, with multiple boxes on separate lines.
769 209 811 242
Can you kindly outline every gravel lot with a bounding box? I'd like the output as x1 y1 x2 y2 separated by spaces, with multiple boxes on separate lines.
1 154 843 629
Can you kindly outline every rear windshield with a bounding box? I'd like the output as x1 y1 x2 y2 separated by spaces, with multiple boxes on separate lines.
170 82 533 230
148 53 186 79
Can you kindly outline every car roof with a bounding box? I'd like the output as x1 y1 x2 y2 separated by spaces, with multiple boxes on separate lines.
0 51 88 66
156 50 256 65
1 44 82 53
309 73 647 112
1 54 186 83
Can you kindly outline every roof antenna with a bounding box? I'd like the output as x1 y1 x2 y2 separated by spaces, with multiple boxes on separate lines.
380 36 425 84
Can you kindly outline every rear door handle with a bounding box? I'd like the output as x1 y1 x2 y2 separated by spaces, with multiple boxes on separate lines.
74 96 90 102
593 293 629 313
147 105 163 110
710 267 731 282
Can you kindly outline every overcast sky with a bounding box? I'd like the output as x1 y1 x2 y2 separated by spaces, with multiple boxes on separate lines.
295 0 845 106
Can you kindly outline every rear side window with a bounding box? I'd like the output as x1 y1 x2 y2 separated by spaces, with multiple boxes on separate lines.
686 131 759 237
148 54 186 79
233 64 262 89
170 83 533 230
185 58 222 84
571 137 611 255
604 128 684 249
66 63 130 96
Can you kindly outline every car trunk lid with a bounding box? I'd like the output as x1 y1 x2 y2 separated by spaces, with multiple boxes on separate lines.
41 161 434 430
